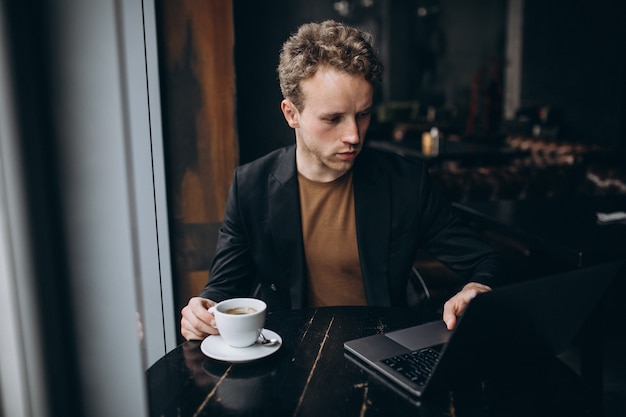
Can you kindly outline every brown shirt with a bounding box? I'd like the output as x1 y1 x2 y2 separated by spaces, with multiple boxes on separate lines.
298 171 366 307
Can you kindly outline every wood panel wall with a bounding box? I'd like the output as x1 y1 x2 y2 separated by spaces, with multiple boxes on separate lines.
156 0 238 333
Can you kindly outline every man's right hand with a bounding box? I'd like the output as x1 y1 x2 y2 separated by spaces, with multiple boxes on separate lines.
180 297 219 340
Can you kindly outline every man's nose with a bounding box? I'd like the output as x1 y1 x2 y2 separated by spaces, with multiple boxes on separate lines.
341 119 361 144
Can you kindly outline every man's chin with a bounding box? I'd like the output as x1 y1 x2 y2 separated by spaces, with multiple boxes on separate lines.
329 160 355 176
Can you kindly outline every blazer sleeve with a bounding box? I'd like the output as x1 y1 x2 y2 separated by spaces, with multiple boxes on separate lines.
415 162 505 288
198 170 259 302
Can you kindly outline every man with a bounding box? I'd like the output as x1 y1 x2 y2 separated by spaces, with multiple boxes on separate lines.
181 20 503 341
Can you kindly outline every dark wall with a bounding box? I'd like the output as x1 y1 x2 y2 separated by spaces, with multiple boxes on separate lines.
232 1 361 163
521 0 626 148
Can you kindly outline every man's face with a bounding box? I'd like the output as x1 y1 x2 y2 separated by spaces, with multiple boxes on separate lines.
281 66 373 182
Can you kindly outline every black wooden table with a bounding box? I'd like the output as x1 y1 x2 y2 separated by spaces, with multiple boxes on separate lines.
147 306 597 417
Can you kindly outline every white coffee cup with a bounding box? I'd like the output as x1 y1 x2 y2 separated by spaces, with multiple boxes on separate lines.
208 298 267 348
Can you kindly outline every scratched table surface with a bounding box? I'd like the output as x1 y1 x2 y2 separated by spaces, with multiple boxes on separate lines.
147 306 597 417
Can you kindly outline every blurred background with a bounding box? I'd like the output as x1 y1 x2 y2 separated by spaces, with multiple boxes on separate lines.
153 0 626 331
1 1 624 416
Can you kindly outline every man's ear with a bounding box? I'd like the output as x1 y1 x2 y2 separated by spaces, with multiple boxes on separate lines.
281 99 300 128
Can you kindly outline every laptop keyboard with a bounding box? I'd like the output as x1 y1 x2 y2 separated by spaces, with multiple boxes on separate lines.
382 345 443 386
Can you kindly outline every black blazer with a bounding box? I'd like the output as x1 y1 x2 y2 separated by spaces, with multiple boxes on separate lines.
200 145 503 311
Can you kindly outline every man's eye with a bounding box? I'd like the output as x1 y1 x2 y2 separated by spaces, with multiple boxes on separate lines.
357 111 371 119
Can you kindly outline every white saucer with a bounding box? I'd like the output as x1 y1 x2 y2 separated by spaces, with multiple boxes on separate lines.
200 329 282 363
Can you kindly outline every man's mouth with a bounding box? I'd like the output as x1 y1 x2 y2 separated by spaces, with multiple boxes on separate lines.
337 150 358 160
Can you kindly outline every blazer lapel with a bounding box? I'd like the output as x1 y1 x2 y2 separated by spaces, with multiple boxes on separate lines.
354 154 392 306
268 146 307 309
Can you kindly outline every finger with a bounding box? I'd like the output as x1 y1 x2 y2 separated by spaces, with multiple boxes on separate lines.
189 298 213 317
180 318 207 341
183 308 220 337
183 305 212 332
180 298 220 341
442 284 490 330
443 313 456 330
443 300 459 330
182 322 215 340
181 328 204 341
181 309 215 338
205 323 219 335
190 298 219 324
442 291 470 330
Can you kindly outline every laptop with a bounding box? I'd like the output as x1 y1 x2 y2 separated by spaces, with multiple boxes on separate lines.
344 259 624 399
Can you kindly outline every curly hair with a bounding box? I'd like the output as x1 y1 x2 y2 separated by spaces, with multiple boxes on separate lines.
277 20 383 111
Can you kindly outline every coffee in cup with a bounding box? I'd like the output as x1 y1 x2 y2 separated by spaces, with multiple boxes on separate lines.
209 298 267 347
225 306 257 315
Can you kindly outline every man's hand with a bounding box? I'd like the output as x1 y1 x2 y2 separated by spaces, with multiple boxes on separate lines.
180 297 219 340
442 282 491 330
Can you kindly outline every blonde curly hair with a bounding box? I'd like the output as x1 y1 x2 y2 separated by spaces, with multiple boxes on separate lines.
277 20 383 111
